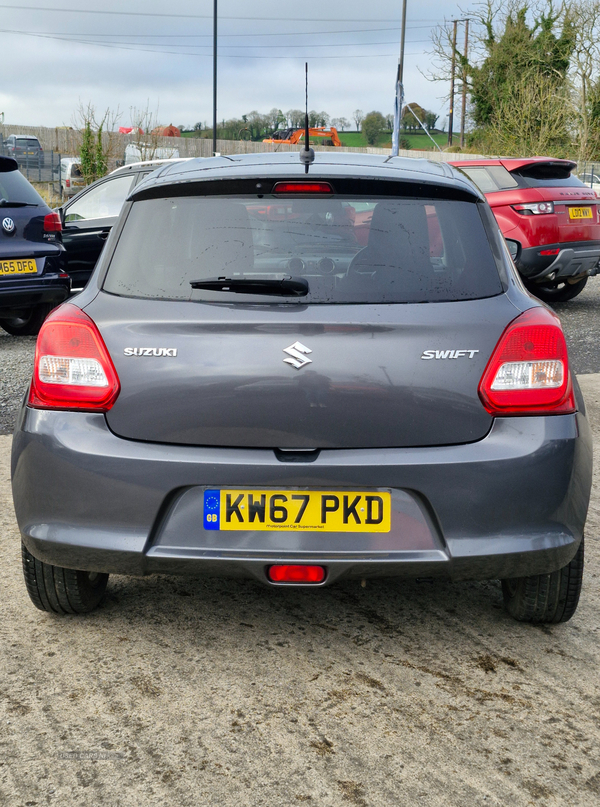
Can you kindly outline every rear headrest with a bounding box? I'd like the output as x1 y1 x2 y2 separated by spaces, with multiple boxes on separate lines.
367 202 431 269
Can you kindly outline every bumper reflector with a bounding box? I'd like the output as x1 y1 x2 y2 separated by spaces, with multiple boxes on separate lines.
268 565 326 584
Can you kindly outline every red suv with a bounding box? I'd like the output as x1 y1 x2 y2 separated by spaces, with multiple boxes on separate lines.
451 157 600 302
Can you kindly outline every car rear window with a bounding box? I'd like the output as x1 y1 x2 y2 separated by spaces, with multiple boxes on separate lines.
104 195 504 304
0 168 44 205
513 164 585 188
459 165 519 193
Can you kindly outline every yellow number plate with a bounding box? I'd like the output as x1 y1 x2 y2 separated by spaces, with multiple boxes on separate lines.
203 489 391 533
0 259 37 276
569 207 593 220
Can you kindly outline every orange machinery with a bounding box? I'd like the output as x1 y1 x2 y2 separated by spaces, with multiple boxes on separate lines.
263 127 342 147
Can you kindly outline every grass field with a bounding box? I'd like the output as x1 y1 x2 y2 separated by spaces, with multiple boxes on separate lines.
182 130 450 151
338 131 448 150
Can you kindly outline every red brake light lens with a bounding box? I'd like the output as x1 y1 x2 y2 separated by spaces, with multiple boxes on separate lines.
28 304 120 412
478 307 575 416
43 212 61 233
268 565 326 583
273 182 333 194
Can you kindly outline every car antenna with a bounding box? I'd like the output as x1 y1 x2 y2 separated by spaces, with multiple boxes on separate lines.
299 62 315 174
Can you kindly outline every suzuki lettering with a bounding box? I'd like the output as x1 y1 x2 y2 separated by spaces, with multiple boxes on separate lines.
124 347 178 357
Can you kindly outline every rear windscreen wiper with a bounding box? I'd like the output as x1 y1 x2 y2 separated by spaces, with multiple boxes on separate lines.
190 275 309 297
0 198 38 207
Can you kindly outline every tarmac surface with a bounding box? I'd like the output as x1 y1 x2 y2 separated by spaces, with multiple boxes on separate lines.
0 285 599 805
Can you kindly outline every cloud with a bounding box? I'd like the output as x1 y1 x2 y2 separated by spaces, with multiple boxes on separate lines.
0 0 457 128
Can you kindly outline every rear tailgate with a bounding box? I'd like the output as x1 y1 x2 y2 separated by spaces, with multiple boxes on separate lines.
90 292 519 449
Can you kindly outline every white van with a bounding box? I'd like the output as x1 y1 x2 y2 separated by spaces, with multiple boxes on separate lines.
124 143 180 165
58 157 85 198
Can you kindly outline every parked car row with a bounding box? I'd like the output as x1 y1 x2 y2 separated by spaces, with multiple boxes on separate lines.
2 152 600 339
0 157 189 333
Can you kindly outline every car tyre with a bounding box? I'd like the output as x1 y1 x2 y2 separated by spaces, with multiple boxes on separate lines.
0 303 54 336
528 276 588 303
501 538 584 623
21 542 109 614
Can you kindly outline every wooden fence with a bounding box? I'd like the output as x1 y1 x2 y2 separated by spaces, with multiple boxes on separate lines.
0 123 485 164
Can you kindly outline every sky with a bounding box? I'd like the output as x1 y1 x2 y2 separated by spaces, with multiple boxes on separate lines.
0 0 466 130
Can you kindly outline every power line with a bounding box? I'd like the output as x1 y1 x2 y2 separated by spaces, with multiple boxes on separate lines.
0 25 436 38
0 28 424 58
0 29 432 48
0 5 441 22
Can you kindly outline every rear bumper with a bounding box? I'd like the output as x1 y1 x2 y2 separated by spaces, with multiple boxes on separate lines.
0 274 70 315
516 240 600 281
11 405 593 584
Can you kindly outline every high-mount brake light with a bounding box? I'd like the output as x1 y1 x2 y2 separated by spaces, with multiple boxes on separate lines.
478 307 575 416
28 304 120 412
273 182 333 194
43 212 61 232
268 565 326 584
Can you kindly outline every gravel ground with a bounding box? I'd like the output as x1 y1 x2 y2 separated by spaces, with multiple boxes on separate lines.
0 288 599 804
0 331 35 435
0 376 599 806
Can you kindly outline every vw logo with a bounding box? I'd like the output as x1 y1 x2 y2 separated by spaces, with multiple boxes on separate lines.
2 217 15 234
283 341 312 370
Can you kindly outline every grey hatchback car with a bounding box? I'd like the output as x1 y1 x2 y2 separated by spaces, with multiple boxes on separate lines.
12 152 592 622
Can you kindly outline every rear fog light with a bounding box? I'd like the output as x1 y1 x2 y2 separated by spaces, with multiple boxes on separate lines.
539 248 560 256
268 565 326 584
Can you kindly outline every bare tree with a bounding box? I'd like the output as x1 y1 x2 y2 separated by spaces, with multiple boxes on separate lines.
353 109 364 130
285 109 304 128
480 74 574 156
128 103 163 162
72 102 121 182
569 0 600 159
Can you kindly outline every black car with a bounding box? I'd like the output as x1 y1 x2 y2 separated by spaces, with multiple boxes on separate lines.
3 135 45 168
0 156 70 335
59 158 189 288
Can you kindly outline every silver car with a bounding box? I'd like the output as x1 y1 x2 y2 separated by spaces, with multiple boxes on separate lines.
12 153 592 622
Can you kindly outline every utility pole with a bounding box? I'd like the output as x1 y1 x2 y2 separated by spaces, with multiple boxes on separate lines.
448 19 457 147
212 0 217 156
398 0 408 88
460 18 469 149
391 0 408 157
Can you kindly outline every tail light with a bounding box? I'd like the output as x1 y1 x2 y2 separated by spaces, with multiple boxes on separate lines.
28 305 120 412
512 202 554 215
43 212 61 233
65 178 71 188
478 307 575 416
